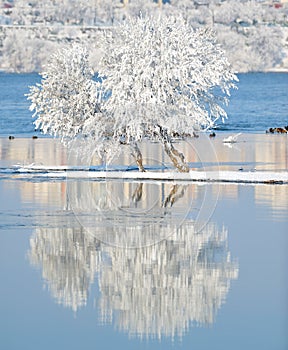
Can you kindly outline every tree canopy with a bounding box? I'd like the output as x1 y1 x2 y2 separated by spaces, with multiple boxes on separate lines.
28 15 237 171
28 45 116 159
99 16 237 139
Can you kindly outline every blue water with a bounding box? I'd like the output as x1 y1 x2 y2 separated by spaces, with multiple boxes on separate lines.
0 73 41 136
0 180 287 350
0 72 287 136
0 69 288 350
221 72 288 132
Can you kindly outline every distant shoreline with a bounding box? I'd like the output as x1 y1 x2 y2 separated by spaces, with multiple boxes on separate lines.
1 69 288 75
0 130 287 139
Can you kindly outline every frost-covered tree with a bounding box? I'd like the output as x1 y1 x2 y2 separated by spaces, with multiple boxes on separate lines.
2 0 288 73
28 17 237 172
28 45 97 139
27 43 143 165
98 16 237 171
213 0 263 26
246 26 284 71
1 29 58 72
27 44 111 157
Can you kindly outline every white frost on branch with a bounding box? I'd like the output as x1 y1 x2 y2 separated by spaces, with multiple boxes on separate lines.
98 15 237 141
27 45 118 159
1 0 287 73
28 16 237 170
28 45 96 138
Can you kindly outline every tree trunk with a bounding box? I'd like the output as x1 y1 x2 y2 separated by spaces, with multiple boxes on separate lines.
156 125 189 173
130 142 146 172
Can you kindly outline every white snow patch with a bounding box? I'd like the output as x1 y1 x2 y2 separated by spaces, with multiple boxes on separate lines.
7 165 288 184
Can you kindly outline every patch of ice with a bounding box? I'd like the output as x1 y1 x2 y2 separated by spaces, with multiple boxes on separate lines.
4 165 288 184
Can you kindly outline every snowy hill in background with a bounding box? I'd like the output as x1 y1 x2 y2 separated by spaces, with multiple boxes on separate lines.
0 0 288 73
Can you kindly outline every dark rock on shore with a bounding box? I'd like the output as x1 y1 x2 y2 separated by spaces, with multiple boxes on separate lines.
266 126 288 134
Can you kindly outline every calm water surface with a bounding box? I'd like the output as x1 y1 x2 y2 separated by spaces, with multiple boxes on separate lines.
0 138 287 350
0 72 288 135
0 179 287 350
0 72 287 349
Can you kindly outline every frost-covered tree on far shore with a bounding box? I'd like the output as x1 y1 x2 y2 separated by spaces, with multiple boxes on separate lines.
98 16 237 172
2 0 288 73
246 26 284 71
2 29 58 72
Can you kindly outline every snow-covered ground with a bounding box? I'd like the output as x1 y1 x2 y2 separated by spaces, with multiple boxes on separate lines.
1 133 287 184
3 166 288 184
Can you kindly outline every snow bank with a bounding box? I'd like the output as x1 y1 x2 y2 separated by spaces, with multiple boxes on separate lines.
3 165 288 184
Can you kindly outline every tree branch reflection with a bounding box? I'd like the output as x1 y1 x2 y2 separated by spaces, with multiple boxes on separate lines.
28 181 238 340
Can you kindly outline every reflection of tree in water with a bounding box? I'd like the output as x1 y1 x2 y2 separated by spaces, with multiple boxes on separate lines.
66 181 193 247
29 226 102 312
28 182 238 339
99 223 238 339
